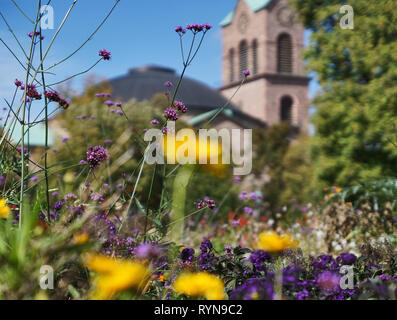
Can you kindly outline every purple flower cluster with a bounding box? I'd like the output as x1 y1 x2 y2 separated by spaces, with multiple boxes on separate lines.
195 198 216 210
173 101 187 113
26 84 42 100
164 107 179 121
198 239 217 271
28 31 44 40
99 49 111 60
44 90 69 109
230 277 274 300
86 145 109 169
248 250 272 272
180 248 195 262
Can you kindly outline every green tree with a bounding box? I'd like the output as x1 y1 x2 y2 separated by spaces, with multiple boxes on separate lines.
289 0 397 188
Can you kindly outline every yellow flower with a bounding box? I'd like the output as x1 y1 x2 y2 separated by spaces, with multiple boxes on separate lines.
257 231 298 253
173 272 224 300
73 232 90 245
85 254 151 300
0 199 11 219
162 134 221 164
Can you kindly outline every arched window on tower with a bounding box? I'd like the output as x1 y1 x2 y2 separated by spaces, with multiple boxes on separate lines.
239 41 248 79
280 96 293 123
229 48 235 83
252 39 258 75
277 34 293 74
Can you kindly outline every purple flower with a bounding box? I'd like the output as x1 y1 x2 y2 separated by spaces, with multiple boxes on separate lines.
230 277 274 300
61 136 69 143
173 101 187 113
104 100 114 107
243 206 254 215
164 107 178 121
174 26 186 34
234 176 241 183
248 250 272 272
104 139 113 145
90 192 104 203
64 193 78 201
317 271 341 293
338 253 357 265
134 243 162 259
99 49 111 60
54 201 63 211
238 191 248 200
86 145 109 169
195 199 206 209
29 176 39 182
14 79 23 87
180 248 195 262
242 70 250 77
164 81 173 87
151 119 159 125
205 198 216 209
115 101 122 107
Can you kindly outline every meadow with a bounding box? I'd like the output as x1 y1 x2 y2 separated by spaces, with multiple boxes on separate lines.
0 1 396 301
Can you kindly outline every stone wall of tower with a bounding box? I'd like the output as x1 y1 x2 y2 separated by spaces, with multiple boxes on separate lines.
220 0 310 133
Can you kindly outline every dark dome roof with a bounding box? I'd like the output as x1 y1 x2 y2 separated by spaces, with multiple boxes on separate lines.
109 65 229 109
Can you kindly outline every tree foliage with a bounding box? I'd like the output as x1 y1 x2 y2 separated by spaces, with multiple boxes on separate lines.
289 0 397 188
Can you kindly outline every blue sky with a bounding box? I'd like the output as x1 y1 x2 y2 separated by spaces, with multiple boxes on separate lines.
0 0 320 118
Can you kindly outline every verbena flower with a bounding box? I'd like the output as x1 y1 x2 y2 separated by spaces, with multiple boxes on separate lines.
173 272 224 300
64 193 78 201
174 26 186 34
242 69 250 77
180 248 195 262
86 145 109 169
164 81 173 87
14 79 23 87
164 107 178 121
54 201 63 211
173 101 187 113
99 49 111 60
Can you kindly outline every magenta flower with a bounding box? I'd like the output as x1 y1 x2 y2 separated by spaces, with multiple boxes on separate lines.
115 101 122 107
174 101 187 113
86 145 109 169
164 107 178 121
175 26 186 34
242 70 250 77
151 119 159 125
164 81 173 88
14 79 23 87
99 49 111 60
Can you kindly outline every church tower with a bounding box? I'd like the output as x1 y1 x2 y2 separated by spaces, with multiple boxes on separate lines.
219 0 310 132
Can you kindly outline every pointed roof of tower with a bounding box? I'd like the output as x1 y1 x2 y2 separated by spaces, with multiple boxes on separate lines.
220 0 273 27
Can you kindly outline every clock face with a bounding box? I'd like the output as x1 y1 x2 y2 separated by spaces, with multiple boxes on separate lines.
277 6 295 27
238 13 249 34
